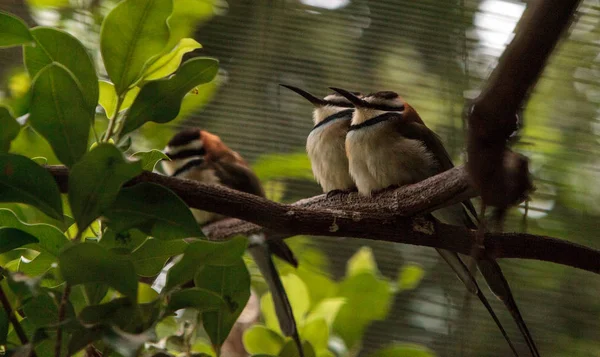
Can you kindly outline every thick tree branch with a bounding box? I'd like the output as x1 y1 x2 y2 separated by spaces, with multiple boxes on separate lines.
467 0 581 208
46 165 600 275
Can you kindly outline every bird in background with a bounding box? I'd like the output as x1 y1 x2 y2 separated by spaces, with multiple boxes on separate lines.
328 87 539 357
162 128 303 356
280 84 357 193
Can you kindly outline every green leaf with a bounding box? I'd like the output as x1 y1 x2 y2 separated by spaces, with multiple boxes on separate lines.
166 0 214 48
131 150 169 171
7 272 43 301
242 325 284 356
0 227 38 253
28 63 92 167
0 107 19 152
137 282 158 304
333 272 393 348
304 298 346 328
120 57 218 136
167 288 225 312
142 38 202 81
100 0 172 94
104 182 202 239
0 154 63 219
252 152 313 183
196 259 250 347
165 237 247 291
100 228 147 253
397 263 425 292
59 242 138 297
68 144 142 231
26 0 69 8
0 209 68 256
0 11 34 48
130 238 187 277
300 318 328 353
98 81 140 118
368 343 437 357
0 308 8 344
25 27 99 111
19 252 57 277
79 297 136 327
347 247 378 277
22 293 61 328
279 340 315 357
261 273 310 334
102 327 155 357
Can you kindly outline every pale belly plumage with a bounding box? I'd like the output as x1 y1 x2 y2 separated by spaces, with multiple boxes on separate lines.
306 120 355 192
173 166 223 224
345 121 437 196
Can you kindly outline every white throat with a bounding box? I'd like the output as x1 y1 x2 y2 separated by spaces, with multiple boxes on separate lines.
313 105 351 126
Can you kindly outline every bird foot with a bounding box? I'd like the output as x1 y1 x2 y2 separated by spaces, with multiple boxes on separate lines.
326 188 357 199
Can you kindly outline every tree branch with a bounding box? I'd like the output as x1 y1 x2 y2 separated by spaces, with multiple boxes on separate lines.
467 0 581 208
45 165 600 275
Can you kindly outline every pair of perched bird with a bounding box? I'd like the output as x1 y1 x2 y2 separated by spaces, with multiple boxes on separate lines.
161 84 539 357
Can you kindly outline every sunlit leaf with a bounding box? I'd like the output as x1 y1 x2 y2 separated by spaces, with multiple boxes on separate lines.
104 182 202 239
142 38 202 81
25 27 99 111
333 272 393 347
243 325 285 356
0 228 38 253
19 252 57 278
304 298 345 328
166 0 215 48
0 154 63 219
0 107 19 152
138 282 158 304
0 209 68 256
29 63 92 167
196 259 251 347
368 343 437 357
252 152 313 183
98 81 140 118
68 144 142 231
26 0 70 8
300 318 328 353
347 247 378 277
397 263 425 292
131 150 169 171
59 242 138 297
0 11 33 48
167 288 224 312
130 238 187 277
165 237 247 291
100 0 172 94
261 273 309 335
120 57 218 136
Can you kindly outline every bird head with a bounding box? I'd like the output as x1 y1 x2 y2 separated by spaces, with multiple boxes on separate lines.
280 84 358 125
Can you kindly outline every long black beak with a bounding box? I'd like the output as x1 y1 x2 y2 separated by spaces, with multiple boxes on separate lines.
280 84 328 107
329 87 366 107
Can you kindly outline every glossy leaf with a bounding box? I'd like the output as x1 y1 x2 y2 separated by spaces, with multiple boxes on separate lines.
0 227 38 253
333 272 393 347
167 288 224 312
0 107 19 152
29 63 91 167
262 273 309 335
68 144 142 231
397 263 425 292
0 209 68 256
243 325 284 356
59 242 138 297
131 149 169 171
142 38 202 81
25 27 99 111
104 182 202 239
100 0 172 94
0 11 34 48
120 57 218 136
165 237 247 291
98 81 140 118
368 343 436 357
347 247 378 277
0 154 63 219
131 238 187 277
195 259 251 347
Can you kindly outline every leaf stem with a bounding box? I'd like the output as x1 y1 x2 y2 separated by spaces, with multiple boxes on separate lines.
55 283 71 357
0 284 34 355
103 95 125 142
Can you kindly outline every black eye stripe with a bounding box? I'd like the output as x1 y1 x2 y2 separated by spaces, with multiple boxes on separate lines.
167 129 201 147
311 109 353 131
172 158 205 177
348 112 400 131
167 148 206 160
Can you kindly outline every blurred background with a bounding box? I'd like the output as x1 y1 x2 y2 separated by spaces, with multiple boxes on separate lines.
1 0 599 356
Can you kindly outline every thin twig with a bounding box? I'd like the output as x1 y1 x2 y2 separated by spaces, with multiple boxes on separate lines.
55 283 71 357
0 284 35 356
